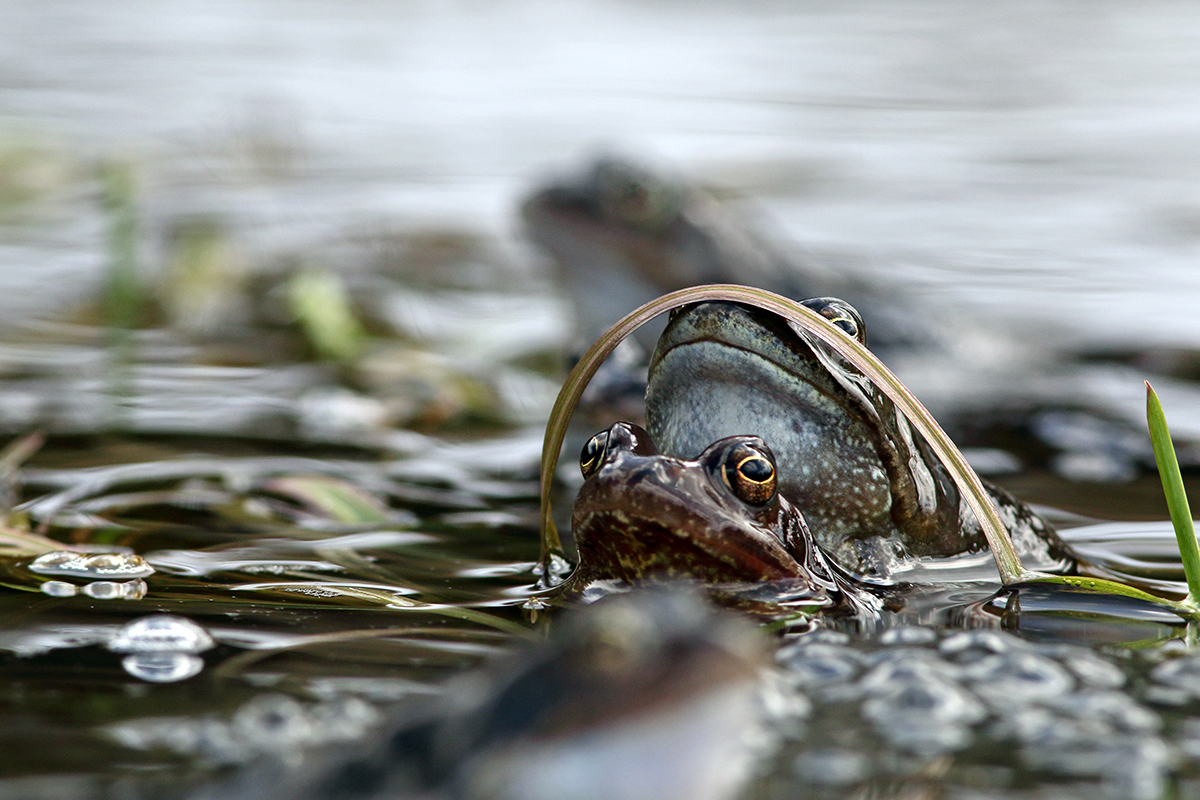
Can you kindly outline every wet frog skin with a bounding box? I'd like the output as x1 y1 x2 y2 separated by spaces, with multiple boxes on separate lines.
571 421 853 612
645 301 1072 580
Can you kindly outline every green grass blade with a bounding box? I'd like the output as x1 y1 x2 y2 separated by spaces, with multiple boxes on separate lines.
100 162 142 332
287 269 366 363
1146 381 1200 604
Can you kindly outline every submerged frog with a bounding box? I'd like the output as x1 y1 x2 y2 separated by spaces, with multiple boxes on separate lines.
643 301 1073 580
208 591 769 800
523 157 937 356
570 420 866 614
522 157 786 349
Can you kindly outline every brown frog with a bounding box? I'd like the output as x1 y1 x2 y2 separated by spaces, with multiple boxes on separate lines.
570 420 858 613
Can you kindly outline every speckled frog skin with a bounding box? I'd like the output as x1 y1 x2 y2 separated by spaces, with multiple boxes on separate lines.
571 421 854 612
645 302 1071 580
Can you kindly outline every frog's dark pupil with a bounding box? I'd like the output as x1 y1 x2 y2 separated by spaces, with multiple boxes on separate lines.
724 449 776 505
833 318 858 337
738 456 773 483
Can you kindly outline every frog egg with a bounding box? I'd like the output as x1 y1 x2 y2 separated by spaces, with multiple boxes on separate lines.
108 614 214 654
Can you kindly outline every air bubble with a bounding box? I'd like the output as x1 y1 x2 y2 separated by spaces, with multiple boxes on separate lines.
40 580 77 597
30 551 155 579
108 615 214 654
122 652 205 683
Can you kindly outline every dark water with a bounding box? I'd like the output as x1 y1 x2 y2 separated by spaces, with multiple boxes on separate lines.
5 1 1200 798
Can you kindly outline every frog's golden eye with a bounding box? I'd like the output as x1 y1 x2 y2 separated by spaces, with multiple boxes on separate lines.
724 447 777 505
580 431 609 479
801 297 867 346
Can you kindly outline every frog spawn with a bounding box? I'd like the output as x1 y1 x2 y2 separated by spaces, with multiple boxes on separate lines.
770 628 1183 800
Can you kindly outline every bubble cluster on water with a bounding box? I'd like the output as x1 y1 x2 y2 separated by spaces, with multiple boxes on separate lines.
768 626 1192 800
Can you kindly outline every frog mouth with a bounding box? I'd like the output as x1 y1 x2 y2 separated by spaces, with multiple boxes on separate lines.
571 476 808 586
575 512 788 580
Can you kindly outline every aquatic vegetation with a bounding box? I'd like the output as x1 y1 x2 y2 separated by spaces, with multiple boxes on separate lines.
160 217 250 335
286 269 367 364
0 135 77 213
1147 381 1200 603
100 162 144 334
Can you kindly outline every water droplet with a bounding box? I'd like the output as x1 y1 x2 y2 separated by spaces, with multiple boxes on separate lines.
32 551 75 569
40 580 77 597
122 652 205 683
83 582 122 599
108 614 214 654
88 553 126 570
30 550 154 579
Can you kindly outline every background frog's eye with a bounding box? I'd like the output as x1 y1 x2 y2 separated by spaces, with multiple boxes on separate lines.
801 297 867 346
724 448 777 505
580 432 609 479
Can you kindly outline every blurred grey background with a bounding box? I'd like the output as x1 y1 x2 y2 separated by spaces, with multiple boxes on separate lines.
2 1 1199 372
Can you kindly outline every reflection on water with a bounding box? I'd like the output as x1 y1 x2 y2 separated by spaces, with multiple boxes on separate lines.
3 0 1200 797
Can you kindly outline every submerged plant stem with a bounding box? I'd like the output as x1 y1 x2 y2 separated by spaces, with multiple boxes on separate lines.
100 162 141 429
